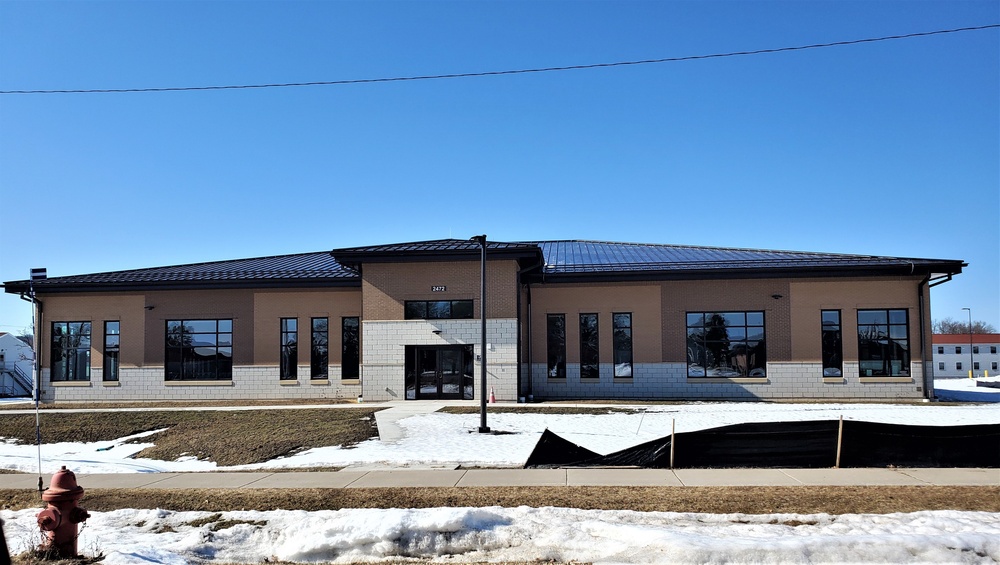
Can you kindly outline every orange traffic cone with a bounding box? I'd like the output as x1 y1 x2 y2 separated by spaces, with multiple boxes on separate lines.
489 387 496 403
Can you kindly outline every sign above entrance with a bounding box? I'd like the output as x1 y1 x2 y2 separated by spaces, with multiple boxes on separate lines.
431 286 447 292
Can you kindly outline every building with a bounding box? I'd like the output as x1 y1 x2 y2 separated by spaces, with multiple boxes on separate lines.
932 334 1000 378
2 239 965 403
0 332 34 397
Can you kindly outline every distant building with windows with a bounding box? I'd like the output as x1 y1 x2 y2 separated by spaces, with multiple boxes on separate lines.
932 334 1000 378
2 239 966 403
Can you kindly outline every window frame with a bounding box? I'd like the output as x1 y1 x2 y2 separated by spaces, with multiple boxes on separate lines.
856 309 910 378
546 314 566 379
579 313 599 379
103 321 120 382
686 311 767 378
821 310 843 378
311 317 329 380
612 312 633 378
51 321 92 382
403 300 474 320
280 318 298 381
342 317 360 380
164 319 233 381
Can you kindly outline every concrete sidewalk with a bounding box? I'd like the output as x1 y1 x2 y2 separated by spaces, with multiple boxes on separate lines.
0 467 995 490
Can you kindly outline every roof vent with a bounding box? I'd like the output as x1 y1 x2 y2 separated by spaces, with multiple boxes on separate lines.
30 268 47 281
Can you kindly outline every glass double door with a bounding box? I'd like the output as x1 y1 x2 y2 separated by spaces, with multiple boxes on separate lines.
406 345 474 400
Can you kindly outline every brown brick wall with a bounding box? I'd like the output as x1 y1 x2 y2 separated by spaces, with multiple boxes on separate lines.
528 283 662 363
362 260 519 320
252 289 362 365
37 293 146 370
661 278 792 363
789 276 927 361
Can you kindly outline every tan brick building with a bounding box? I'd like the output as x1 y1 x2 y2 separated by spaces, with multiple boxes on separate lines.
2 239 965 403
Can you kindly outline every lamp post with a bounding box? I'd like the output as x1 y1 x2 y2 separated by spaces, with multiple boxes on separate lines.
962 307 974 378
470 235 490 433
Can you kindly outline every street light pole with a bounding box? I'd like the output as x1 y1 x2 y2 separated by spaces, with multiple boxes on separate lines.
962 307 974 378
471 235 490 433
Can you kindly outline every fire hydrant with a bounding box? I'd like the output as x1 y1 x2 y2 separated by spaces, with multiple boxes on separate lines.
36 466 89 558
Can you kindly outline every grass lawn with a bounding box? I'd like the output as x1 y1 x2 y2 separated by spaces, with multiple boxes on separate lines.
2 406 997 517
0 408 381 466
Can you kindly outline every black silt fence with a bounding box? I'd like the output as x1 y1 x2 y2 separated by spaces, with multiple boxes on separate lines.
523 421 1000 469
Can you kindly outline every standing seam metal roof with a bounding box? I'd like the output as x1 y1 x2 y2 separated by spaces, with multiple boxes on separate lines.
2 240 963 291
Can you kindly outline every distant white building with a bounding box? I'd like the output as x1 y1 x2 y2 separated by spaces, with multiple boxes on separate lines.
932 334 1000 378
0 332 34 397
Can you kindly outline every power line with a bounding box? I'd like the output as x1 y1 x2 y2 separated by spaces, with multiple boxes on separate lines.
2 24 996 95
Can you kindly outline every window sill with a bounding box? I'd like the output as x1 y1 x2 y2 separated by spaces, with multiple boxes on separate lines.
613 377 633 384
822 377 845 384
580 378 601 384
341 379 361 386
859 377 913 383
165 380 234 386
279 380 299 386
51 381 90 387
102 381 121 387
686 377 769 384
310 379 330 385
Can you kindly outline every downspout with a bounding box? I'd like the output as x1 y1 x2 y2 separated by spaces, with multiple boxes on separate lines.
917 275 931 400
525 283 532 399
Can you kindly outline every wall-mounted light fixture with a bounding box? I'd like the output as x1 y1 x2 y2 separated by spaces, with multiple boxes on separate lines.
431 329 442 335
144 305 155 310
771 294 783 300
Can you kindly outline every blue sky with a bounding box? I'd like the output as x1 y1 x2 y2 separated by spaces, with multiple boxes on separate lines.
1 0 997 334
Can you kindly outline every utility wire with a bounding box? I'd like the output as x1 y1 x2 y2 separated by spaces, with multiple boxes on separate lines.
2 24 996 95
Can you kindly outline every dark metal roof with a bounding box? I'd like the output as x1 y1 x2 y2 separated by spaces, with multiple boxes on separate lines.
2 251 356 294
2 239 965 294
532 240 964 276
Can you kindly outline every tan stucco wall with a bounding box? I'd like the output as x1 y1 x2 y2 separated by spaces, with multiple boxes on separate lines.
252 289 362 365
529 284 662 363
362 260 519 320
139 289 256 365
789 277 927 362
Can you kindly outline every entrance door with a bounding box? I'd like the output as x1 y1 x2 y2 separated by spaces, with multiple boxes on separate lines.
407 345 474 400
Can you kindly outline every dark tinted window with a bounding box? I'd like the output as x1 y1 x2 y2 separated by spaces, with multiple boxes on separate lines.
580 314 599 379
165 320 232 381
546 314 566 378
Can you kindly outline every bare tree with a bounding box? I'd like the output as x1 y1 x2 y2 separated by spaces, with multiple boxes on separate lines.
932 317 997 334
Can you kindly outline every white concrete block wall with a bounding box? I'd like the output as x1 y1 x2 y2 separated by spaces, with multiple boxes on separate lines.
526 361 926 401
362 319 518 402
39 365 361 403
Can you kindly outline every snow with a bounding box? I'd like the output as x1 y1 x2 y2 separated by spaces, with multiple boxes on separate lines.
2 392 998 563
0 400 997 474
2 506 998 563
934 376 1000 402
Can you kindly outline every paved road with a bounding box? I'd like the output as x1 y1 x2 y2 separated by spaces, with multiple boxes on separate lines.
0 467 996 490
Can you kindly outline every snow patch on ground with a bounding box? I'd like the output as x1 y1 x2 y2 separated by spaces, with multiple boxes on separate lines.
3 507 998 564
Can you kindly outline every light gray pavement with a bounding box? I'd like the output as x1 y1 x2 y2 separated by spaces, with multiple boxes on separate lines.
1 467 996 490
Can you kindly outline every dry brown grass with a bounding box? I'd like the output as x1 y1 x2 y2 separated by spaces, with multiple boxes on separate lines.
0 408 380 466
2 485 997 515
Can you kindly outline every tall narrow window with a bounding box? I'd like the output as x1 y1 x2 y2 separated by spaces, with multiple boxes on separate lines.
857 309 909 377
280 318 297 380
956 362 962 371
103 321 120 382
580 313 599 379
613 313 633 377
686 312 767 377
546 314 566 378
937 346 943 354
955 346 962 354
51 322 92 382
821 310 842 377
992 347 997 354
165 320 232 381
973 346 980 354
938 362 945 371
974 362 980 371
342 317 360 380
311 318 329 379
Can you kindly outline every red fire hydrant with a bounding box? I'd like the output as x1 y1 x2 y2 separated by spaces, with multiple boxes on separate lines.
36 466 89 558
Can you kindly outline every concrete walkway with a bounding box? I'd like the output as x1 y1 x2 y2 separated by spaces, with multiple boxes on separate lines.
0 467 996 490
